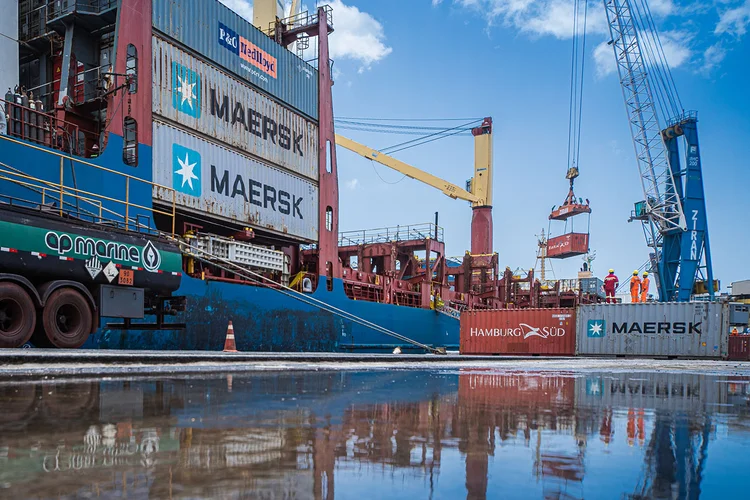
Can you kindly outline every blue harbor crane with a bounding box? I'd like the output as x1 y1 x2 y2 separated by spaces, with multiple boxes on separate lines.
603 0 715 302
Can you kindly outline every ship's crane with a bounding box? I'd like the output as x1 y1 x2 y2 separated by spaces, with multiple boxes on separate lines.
334 117 494 256
603 0 715 301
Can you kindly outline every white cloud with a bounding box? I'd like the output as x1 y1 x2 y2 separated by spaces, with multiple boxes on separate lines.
344 178 359 190
326 0 393 71
450 0 609 39
701 42 727 74
658 30 693 68
648 0 677 17
592 30 691 79
715 1 750 36
593 40 616 77
218 0 253 22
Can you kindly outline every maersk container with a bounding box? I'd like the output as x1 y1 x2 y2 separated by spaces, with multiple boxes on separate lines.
576 302 728 358
152 36 319 181
460 309 576 355
575 372 728 413
152 0 318 120
152 121 319 242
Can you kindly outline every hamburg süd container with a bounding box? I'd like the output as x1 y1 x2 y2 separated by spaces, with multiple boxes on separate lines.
460 308 576 355
152 36 319 181
152 0 318 120
152 120 319 242
576 302 728 358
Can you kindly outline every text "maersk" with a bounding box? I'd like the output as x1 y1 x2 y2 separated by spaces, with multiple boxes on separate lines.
612 322 702 334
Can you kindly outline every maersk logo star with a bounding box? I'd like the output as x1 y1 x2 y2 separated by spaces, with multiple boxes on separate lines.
177 74 196 109
172 144 201 196
172 62 201 118
587 320 606 338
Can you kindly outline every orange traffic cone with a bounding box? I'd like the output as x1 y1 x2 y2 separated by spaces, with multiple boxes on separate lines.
223 321 238 352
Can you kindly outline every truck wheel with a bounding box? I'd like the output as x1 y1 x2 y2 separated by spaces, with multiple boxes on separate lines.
0 282 37 348
41 288 92 348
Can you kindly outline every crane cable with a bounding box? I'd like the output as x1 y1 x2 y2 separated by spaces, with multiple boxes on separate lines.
566 0 588 183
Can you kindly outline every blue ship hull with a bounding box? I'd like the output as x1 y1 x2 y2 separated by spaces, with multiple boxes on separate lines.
84 276 460 352
1 106 459 353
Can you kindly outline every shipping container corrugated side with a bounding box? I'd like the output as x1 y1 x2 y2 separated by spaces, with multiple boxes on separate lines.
153 36 319 181
152 120 319 242
728 336 750 361
460 309 576 355
152 0 318 120
575 303 728 358
575 372 728 413
547 233 589 258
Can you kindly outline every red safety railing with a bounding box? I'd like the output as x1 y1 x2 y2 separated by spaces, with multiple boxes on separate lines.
1 98 90 156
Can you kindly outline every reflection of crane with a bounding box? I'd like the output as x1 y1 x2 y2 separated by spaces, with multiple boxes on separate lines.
334 118 494 256
603 0 715 301
627 415 712 500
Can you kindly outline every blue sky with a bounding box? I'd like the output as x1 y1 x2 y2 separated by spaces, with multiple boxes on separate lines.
225 1 750 289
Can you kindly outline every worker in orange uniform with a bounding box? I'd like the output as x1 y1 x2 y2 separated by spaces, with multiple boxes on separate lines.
640 272 650 303
604 269 619 303
630 270 641 303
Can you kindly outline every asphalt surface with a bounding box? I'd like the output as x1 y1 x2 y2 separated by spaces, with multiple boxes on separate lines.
1 349 750 380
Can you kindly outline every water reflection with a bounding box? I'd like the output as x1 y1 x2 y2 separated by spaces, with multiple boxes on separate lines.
1 369 749 499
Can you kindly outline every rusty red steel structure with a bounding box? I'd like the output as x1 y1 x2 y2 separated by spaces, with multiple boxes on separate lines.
459 308 576 355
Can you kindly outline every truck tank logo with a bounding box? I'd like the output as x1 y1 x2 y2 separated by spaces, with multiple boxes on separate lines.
587 320 606 338
172 62 201 118
142 241 161 273
43 232 161 272
218 22 277 80
173 143 202 196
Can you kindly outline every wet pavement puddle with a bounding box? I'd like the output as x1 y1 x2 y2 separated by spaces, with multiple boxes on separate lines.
1 368 750 499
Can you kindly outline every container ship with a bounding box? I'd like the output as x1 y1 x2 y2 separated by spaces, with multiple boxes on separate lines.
0 0 603 351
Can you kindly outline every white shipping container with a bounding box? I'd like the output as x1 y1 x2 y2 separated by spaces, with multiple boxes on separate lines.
153 120 319 242
731 280 750 296
576 302 728 358
152 36 319 181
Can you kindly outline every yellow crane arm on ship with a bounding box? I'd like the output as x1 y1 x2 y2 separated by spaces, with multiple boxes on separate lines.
334 133 487 206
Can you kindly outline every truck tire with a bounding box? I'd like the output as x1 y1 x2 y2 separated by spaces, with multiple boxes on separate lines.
41 288 93 348
0 282 37 348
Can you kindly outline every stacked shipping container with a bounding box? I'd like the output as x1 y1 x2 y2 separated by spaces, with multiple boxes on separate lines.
152 0 318 120
150 0 320 242
152 121 319 241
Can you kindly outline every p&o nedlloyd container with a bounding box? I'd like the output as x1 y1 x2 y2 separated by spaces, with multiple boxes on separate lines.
152 0 318 120
152 121 319 242
460 308 576 355
152 36 319 181
576 302 728 358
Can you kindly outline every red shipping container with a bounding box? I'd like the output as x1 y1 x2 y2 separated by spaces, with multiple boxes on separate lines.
460 308 576 355
546 233 589 258
728 336 750 361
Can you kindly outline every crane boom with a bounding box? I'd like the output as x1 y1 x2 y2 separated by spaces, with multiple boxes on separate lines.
334 134 481 204
604 0 714 301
